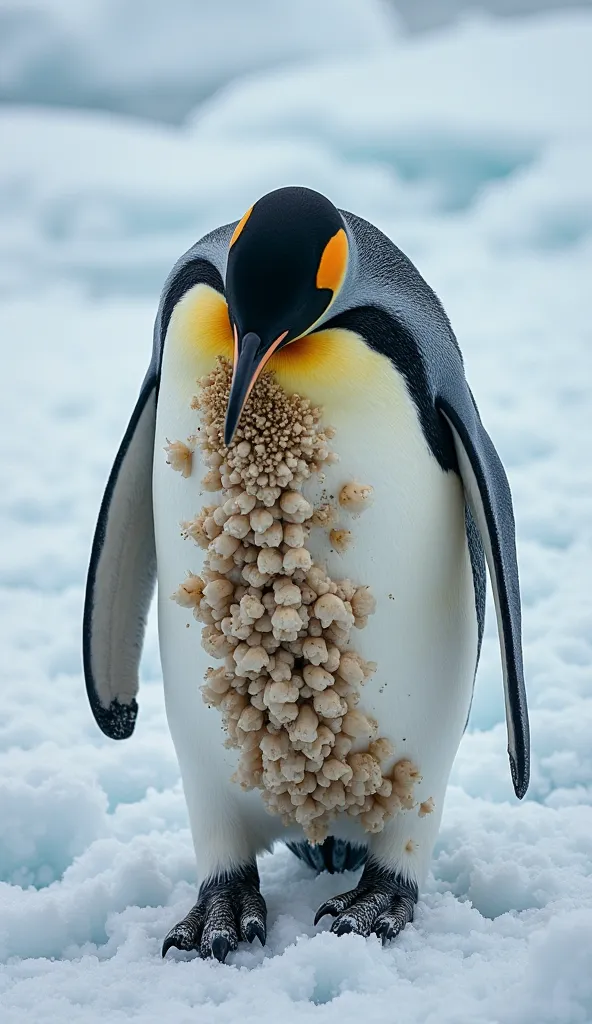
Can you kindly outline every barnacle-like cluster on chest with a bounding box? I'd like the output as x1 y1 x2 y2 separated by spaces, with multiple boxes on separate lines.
168 357 420 843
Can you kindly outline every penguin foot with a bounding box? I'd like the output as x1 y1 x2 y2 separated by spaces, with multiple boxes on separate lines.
314 857 417 944
162 861 266 962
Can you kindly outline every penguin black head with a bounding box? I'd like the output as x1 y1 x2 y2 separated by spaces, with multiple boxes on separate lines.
224 186 349 444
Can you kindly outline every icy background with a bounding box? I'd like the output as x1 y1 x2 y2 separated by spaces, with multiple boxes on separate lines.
1 2 592 1021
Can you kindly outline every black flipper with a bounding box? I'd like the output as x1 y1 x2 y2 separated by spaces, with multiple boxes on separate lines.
83 372 157 739
437 385 530 797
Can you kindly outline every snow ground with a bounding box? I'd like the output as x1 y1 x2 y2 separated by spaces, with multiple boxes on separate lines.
1 10 592 1023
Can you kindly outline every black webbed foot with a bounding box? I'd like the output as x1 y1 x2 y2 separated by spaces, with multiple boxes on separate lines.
162 861 266 962
314 857 417 944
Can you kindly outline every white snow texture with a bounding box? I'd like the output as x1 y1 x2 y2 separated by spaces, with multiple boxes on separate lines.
1 7 592 1023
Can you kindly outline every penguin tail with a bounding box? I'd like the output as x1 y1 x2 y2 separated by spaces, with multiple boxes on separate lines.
287 837 367 874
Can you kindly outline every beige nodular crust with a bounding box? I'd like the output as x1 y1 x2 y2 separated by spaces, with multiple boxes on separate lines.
164 439 193 478
170 357 421 844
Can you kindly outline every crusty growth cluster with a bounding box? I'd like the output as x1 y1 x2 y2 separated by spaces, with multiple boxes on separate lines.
170 358 420 843
164 438 193 477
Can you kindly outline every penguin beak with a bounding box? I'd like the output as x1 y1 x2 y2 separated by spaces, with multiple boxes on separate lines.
224 329 288 445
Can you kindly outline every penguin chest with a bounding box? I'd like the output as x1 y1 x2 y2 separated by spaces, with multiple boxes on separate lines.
153 302 478 845
298 390 479 787
269 323 479 747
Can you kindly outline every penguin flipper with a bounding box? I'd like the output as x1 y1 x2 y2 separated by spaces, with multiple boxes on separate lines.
83 372 157 739
436 386 530 798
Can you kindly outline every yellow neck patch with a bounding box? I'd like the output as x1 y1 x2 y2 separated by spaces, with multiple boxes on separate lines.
164 283 398 419
268 323 395 415
168 284 233 378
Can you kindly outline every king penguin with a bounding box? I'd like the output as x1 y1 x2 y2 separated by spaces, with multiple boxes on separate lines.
83 186 529 962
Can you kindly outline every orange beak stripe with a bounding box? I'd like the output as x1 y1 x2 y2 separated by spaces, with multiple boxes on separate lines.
238 329 289 407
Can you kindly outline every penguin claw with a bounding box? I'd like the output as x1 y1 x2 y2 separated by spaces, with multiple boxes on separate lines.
161 911 204 957
161 861 267 962
373 907 410 945
161 930 190 958
314 893 352 925
210 935 231 963
313 902 333 926
242 917 266 947
314 857 418 945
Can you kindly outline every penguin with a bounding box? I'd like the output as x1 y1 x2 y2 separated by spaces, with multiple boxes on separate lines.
83 186 529 963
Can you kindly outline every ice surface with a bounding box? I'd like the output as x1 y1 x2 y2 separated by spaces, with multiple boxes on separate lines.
1 10 591 1023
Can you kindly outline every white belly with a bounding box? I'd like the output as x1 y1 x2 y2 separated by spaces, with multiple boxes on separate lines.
153 326 479 881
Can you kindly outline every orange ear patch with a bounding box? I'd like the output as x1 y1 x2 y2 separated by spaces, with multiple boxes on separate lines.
316 227 348 295
229 205 253 248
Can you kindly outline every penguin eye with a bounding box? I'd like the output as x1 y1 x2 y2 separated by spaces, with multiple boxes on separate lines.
316 228 348 296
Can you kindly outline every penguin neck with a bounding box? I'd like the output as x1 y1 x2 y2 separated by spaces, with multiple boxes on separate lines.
162 280 409 431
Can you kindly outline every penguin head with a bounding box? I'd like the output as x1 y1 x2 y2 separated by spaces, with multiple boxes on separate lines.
224 186 349 444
